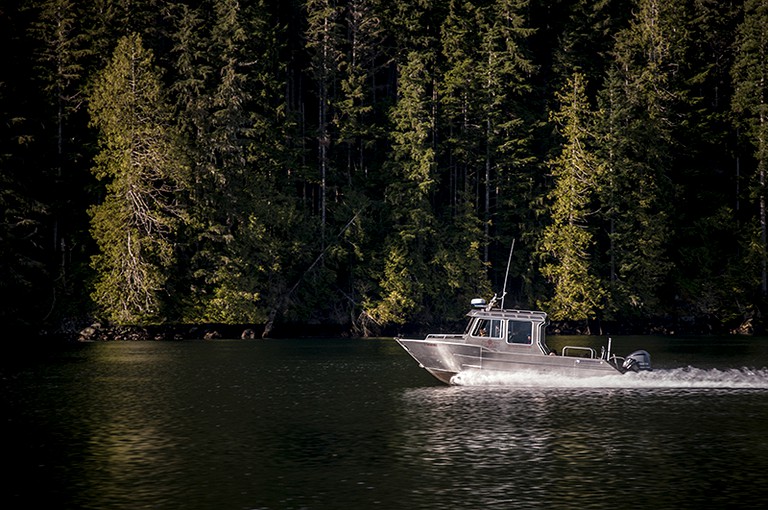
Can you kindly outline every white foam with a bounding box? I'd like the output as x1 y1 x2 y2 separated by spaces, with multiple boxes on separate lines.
450 366 768 389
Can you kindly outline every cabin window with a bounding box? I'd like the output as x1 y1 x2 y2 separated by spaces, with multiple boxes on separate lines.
472 319 502 338
507 320 532 344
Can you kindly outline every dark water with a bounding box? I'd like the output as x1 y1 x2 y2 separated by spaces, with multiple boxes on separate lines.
3 335 768 509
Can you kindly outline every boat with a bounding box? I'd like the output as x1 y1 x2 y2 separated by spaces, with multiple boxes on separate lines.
396 295 651 385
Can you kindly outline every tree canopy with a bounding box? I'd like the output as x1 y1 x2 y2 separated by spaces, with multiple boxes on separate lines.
2 0 765 336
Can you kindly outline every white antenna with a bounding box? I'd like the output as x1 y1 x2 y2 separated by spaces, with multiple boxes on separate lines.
501 238 515 309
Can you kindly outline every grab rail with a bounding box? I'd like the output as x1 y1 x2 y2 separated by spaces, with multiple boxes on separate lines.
561 346 597 359
425 333 464 341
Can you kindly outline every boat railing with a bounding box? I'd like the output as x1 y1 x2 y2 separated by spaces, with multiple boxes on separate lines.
561 345 597 359
425 333 464 341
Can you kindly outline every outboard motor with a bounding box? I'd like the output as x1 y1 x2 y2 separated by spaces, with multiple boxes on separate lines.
622 350 652 373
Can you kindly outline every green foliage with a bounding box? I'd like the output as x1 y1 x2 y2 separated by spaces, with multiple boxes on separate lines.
334 0 387 184
368 48 438 325
590 0 691 317
732 0 768 170
732 0 768 153
0 136 49 329
551 0 632 92
368 244 423 325
88 34 188 324
7 0 768 334
539 73 605 320
732 0 768 299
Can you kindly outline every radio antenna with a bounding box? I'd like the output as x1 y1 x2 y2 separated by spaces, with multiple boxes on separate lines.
501 238 515 309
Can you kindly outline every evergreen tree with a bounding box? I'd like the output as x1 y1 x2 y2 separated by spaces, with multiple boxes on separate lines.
476 0 537 293
368 49 438 325
438 0 536 304
732 0 768 298
335 0 387 185
200 0 270 322
551 0 632 93
30 0 87 177
0 41 49 329
29 0 94 321
440 0 485 245
88 34 189 324
668 0 744 322
167 0 293 324
596 0 684 316
305 0 343 245
539 72 605 320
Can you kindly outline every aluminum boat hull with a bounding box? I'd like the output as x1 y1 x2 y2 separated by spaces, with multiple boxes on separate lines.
397 337 618 384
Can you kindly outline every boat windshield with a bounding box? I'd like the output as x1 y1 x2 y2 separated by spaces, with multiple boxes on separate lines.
507 320 532 344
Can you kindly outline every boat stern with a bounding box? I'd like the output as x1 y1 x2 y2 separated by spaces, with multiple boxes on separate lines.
620 349 652 373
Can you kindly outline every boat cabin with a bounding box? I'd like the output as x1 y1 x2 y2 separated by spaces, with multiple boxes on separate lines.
464 303 551 355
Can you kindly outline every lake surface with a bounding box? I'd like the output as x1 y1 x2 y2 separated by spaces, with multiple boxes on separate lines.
3 335 768 509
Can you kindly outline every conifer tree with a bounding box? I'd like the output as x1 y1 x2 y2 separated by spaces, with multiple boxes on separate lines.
306 0 343 246
88 34 189 324
476 0 537 279
665 0 744 321
596 0 683 316
28 0 92 319
539 72 605 320
200 0 270 322
335 0 386 185
167 0 301 324
438 0 535 305
368 49 438 325
325 0 391 330
31 0 87 176
732 0 768 297
551 0 632 92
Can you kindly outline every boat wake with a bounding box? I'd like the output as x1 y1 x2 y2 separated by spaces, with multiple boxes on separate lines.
450 366 768 389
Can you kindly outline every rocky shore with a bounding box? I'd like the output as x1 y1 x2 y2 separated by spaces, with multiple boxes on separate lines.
21 308 759 344
70 321 353 342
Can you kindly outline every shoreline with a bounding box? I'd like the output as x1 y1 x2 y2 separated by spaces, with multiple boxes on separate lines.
25 313 761 343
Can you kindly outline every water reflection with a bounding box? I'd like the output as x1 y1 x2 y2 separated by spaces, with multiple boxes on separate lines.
399 383 768 508
4 337 768 509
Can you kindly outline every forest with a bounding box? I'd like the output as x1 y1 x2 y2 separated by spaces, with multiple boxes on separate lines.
2 0 767 339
